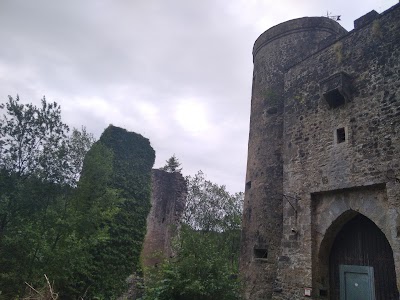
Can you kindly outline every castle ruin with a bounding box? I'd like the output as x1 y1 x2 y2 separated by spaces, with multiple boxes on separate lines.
240 4 400 299
142 169 187 268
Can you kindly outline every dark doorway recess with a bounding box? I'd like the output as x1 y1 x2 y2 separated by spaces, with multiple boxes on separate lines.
329 214 399 300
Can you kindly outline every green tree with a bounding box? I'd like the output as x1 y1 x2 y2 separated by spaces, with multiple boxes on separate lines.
0 95 69 181
0 96 95 298
183 171 243 233
142 171 243 300
162 154 182 173
0 95 94 185
66 126 96 185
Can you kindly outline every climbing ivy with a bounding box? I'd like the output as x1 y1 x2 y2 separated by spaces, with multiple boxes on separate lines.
0 97 155 299
80 125 155 299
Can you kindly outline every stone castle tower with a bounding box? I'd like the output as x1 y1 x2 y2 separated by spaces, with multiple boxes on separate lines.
240 3 400 300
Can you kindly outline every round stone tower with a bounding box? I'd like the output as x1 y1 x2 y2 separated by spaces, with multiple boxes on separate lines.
240 17 347 300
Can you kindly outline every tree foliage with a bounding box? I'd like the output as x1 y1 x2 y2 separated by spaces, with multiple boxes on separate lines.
0 96 97 298
67 126 96 185
0 96 157 299
142 171 243 300
0 95 242 300
0 96 69 180
162 154 182 173
0 95 94 185
183 170 243 232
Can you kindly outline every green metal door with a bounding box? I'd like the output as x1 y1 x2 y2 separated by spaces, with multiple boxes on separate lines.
340 265 375 300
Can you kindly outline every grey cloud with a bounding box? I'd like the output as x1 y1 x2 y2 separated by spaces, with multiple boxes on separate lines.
0 0 397 192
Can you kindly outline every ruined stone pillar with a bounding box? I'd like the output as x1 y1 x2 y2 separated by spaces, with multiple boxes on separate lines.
141 169 187 269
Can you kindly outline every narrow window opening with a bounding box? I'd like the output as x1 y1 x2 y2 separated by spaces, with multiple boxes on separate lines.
337 127 346 143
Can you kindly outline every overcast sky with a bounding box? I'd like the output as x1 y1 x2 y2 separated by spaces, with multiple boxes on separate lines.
0 0 397 193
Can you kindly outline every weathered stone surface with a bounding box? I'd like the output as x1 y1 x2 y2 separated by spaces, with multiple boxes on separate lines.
141 169 187 268
354 10 379 29
240 3 400 299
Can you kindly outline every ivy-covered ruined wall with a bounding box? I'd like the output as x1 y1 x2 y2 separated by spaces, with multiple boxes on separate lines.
79 125 155 297
99 125 155 268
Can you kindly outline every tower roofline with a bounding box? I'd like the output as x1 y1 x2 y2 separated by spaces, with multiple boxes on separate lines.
253 17 347 60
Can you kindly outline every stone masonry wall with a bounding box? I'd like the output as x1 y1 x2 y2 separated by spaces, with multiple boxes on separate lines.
240 17 347 300
241 3 400 300
274 4 400 299
141 169 187 268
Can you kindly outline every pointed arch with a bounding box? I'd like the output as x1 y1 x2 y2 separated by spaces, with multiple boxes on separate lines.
317 211 398 299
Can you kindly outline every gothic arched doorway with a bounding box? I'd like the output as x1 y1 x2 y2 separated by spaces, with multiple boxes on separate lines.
329 214 399 299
